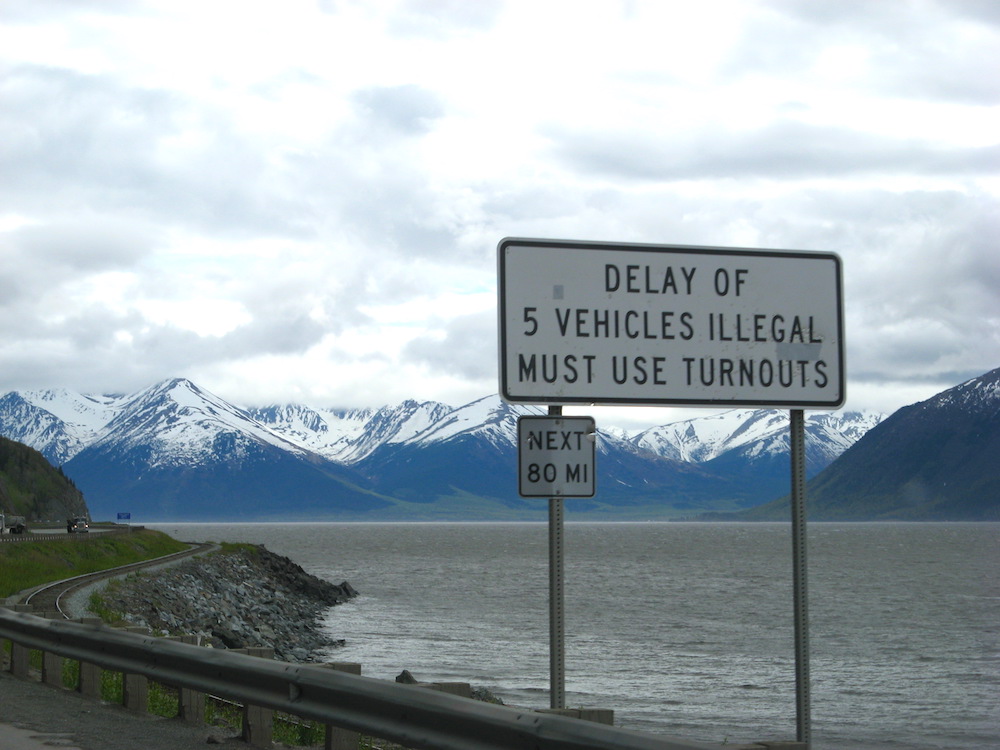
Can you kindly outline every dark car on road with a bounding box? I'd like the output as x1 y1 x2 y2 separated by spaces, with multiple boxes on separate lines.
67 516 89 533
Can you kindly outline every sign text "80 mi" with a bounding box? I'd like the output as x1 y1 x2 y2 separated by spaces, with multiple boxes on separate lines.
517 416 596 498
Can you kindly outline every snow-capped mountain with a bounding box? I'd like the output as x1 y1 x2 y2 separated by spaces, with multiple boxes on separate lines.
0 377 885 521
0 389 122 464
396 396 544 447
93 379 312 467
53 379 392 521
249 399 454 463
922 366 1000 415
634 409 885 464
634 409 789 462
633 408 885 473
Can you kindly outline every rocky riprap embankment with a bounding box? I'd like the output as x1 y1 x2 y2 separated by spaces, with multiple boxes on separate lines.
95 545 357 663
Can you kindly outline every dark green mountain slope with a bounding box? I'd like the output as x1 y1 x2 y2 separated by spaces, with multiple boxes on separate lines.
740 367 1000 521
0 436 90 522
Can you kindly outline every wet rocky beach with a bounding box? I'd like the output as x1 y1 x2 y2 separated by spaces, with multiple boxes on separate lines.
93 544 356 662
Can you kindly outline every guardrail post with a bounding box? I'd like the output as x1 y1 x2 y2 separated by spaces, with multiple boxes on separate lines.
41 611 64 687
0 606 9 670
168 635 205 723
122 626 150 713
10 641 30 678
10 604 35 680
241 647 274 747
73 617 103 697
8 609 32 678
123 671 149 712
77 659 101 697
319 662 362 750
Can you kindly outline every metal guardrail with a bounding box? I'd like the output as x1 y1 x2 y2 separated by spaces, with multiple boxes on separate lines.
0 530 39 543
0 608 717 750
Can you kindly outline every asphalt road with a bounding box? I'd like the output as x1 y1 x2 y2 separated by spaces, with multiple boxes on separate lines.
0 670 246 749
15 528 113 536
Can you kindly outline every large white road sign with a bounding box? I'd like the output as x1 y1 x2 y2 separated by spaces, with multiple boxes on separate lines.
498 238 845 408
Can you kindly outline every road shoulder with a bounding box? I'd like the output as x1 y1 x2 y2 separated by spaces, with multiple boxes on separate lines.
0 671 240 750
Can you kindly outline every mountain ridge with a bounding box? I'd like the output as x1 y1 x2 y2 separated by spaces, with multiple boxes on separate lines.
0 377 886 521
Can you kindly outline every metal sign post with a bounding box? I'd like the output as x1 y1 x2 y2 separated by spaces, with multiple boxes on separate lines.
789 409 811 747
516 408 596 710
547 404 566 709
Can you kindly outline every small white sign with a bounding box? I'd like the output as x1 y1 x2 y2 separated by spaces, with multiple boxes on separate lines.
498 238 845 408
518 416 596 498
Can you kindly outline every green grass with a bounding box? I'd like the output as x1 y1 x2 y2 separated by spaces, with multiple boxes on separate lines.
86 588 127 624
0 529 189 598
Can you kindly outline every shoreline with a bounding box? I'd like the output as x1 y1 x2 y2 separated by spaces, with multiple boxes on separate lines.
91 543 357 662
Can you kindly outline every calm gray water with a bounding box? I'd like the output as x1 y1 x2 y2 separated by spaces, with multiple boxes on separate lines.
149 522 999 749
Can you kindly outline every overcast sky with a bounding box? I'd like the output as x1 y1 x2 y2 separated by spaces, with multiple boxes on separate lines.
1 0 998 430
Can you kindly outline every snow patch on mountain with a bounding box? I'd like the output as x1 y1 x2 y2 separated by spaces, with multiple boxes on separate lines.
634 408 885 465
923 367 1000 415
0 389 124 464
88 379 310 468
634 409 782 462
401 396 544 448
251 399 455 463
21 388 121 430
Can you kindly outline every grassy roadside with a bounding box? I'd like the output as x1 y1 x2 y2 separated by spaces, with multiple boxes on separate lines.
0 529 189 598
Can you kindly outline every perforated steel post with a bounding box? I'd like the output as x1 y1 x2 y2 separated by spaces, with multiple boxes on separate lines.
790 409 811 748
548 404 566 710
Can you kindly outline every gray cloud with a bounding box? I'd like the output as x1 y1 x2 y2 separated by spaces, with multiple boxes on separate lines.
387 0 503 38
547 121 999 182
0 0 135 23
0 65 312 240
351 84 445 137
282 130 470 266
0 305 329 394
746 0 1000 104
940 0 1000 26
0 215 153 320
737 187 1000 385
402 310 497 382
13 217 155 270
1 66 178 197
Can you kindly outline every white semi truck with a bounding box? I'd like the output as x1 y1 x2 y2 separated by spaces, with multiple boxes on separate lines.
0 512 27 534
